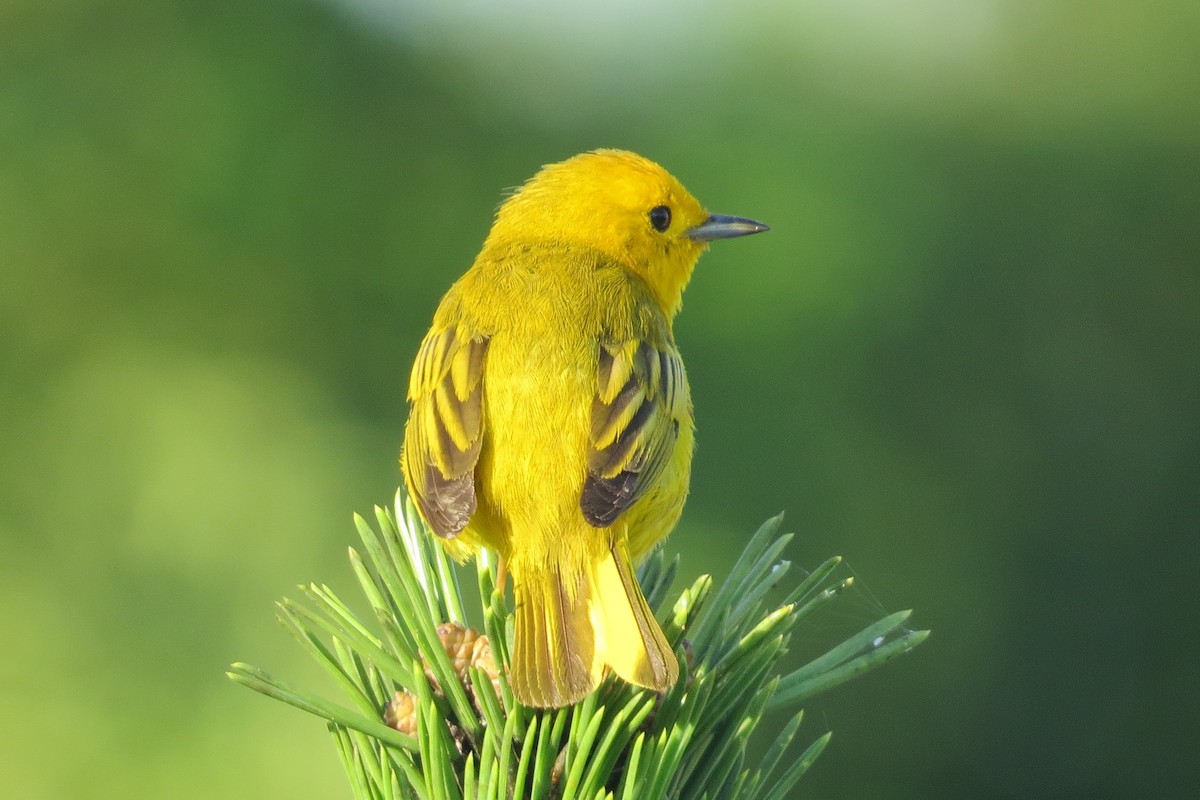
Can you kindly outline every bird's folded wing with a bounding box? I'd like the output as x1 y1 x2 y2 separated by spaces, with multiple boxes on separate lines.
402 326 489 537
581 339 688 527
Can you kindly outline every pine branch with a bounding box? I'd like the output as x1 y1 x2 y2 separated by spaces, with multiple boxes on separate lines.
228 492 928 799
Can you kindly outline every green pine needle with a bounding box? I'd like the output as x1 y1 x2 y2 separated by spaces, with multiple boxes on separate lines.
230 491 927 799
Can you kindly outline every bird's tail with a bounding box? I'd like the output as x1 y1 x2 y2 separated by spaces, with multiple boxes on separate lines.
510 541 679 708
590 540 680 693
510 562 599 708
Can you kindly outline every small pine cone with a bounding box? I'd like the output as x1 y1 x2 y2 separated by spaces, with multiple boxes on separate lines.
468 631 502 705
436 621 480 682
434 621 500 704
384 622 503 732
383 690 417 736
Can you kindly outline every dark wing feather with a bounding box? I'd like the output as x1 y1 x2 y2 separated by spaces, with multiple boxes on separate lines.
581 340 688 527
401 326 489 537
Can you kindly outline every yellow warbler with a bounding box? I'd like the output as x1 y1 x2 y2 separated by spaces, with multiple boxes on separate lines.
401 149 768 707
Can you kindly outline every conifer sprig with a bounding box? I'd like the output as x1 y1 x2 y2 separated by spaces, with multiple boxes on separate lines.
228 492 927 799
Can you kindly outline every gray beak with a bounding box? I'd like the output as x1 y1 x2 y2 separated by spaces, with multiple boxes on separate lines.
685 214 770 242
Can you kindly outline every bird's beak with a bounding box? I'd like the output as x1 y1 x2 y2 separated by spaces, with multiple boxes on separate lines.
685 214 770 242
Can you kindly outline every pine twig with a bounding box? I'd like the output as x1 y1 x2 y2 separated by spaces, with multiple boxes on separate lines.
229 492 927 799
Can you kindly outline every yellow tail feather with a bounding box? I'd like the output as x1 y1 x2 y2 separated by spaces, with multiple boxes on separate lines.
589 542 679 693
510 565 600 708
508 543 679 707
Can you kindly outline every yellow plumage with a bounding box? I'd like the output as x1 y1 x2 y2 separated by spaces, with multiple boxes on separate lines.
401 149 768 707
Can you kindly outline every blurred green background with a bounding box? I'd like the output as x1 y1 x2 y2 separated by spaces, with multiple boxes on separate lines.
2 0 1196 797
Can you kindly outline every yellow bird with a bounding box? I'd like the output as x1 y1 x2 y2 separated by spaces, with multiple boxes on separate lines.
401 149 768 707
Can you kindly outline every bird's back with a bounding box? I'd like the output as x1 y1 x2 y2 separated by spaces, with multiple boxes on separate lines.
444 242 682 568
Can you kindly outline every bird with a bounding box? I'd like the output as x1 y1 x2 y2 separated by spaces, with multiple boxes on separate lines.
401 149 768 707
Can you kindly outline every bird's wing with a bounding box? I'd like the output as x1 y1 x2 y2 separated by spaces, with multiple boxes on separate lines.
581 339 688 527
402 325 490 538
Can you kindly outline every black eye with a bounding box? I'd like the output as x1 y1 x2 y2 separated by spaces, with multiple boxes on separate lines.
648 205 671 232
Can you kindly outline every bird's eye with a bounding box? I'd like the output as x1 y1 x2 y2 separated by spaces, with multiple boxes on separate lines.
648 205 672 232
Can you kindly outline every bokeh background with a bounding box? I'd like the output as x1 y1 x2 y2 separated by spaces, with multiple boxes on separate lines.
2 1 1196 797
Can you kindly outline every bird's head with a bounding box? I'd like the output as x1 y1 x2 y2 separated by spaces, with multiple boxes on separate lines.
486 149 768 318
